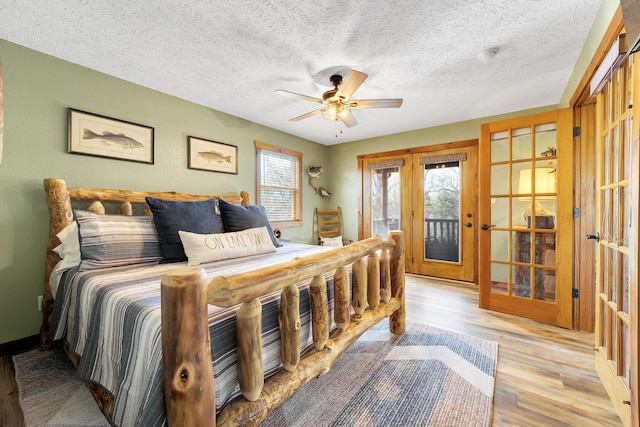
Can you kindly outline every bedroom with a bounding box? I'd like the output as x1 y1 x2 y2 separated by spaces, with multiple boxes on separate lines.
0 0 637 425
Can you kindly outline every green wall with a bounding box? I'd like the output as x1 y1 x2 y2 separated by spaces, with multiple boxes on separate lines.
0 39 328 344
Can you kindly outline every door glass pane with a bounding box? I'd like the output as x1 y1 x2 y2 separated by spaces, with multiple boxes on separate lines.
511 198 527 229
622 322 630 381
623 118 631 180
602 246 609 296
534 123 557 158
623 185 630 247
491 197 509 228
535 267 556 302
491 230 509 261
603 189 611 241
491 164 509 194
513 230 531 263
490 263 508 294
423 162 460 263
612 251 618 305
512 127 532 160
490 131 509 162
537 232 556 266
623 253 629 313
371 166 399 237
612 125 620 182
512 265 530 298
612 188 619 243
610 310 617 365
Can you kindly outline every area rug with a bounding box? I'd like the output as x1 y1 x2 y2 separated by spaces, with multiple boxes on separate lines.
261 322 498 427
13 323 497 427
12 346 109 427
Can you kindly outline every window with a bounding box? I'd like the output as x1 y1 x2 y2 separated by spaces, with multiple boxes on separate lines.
255 141 302 228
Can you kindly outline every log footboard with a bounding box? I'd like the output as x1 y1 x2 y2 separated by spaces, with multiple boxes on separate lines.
161 231 405 427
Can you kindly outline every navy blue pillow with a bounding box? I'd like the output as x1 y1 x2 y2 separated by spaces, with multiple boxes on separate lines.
218 199 282 247
145 197 220 262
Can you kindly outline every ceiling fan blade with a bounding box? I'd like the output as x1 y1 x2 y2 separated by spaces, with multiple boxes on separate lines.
336 70 368 100
275 89 323 104
349 98 403 109
290 108 323 122
341 111 359 128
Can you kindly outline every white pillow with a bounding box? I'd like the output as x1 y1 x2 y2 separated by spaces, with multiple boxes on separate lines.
52 221 81 270
50 221 81 298
178 226 277 266
320 235 343 247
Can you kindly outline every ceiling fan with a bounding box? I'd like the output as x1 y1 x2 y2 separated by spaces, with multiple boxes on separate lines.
275 70 403 128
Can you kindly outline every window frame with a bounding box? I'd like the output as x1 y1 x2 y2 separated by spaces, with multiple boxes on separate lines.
255 140 303 228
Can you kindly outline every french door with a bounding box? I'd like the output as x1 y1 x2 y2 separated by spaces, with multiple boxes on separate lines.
359 143 477 281
478 109 573 328
593 51 637 427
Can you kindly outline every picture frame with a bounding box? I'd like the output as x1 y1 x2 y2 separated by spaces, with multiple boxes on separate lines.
188 136 238 174
68 108 154 164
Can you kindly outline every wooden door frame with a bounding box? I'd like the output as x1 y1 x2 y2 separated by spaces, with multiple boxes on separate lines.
570 5 622 332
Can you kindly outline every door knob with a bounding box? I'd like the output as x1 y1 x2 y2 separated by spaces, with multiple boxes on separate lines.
481 224 496 231
586 232 600 242
464 222 473 228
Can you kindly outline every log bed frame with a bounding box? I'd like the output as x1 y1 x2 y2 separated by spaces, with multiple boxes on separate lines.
41 178 406 427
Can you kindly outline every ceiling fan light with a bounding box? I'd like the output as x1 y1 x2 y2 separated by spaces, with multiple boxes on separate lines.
322 103 348 121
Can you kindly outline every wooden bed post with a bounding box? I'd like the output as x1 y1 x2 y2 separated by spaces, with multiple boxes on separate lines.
41 178 74 349
236 298 264 402
333 266 351 331
389 231 406 335
310 275 329 351
279 284 301 371
351 258 367 319
367 253 380 310
161 267 216 427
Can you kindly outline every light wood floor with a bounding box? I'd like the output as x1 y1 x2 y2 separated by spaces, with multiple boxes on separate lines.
0 275 621 426
405 274 621 427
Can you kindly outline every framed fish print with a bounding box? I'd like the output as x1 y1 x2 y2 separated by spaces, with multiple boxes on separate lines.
187 136 238 174
68 108 154 164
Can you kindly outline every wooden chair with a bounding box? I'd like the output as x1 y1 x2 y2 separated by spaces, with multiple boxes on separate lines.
315 207 343 246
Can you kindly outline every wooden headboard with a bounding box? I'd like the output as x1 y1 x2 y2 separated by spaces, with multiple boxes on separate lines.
40 177 250 348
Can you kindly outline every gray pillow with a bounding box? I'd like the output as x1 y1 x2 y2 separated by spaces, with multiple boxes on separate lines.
145 197 220 262
74 210 163 270
218 199 282 247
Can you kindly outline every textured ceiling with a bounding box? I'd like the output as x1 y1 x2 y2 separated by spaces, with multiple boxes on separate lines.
0 0 603 145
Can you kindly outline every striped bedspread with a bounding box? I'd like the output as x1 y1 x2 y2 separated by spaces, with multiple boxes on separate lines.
50 242 335 427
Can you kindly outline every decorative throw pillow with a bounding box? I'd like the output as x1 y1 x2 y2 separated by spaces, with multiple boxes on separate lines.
145 197 220 262
320 235 344 247
178 226 277 266
75 210 163 270
218 199 282 247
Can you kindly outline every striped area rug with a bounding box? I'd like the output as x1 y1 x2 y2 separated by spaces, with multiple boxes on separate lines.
262 323 498 427
13 323 497 427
